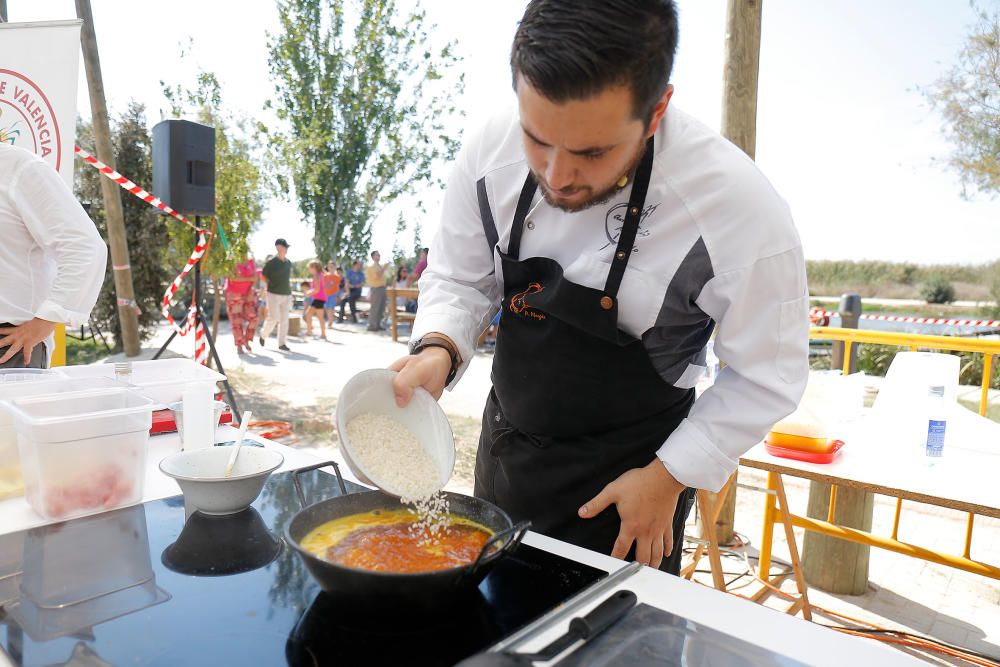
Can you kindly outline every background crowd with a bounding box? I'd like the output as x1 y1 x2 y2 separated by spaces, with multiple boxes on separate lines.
221 238 428 354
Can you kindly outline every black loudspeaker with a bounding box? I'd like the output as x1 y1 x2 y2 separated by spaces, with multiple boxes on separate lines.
152 120 216 216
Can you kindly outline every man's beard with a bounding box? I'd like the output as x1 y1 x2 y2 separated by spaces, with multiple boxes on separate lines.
532 138 648 213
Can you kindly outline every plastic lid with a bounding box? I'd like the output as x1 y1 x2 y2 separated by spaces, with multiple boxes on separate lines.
0 368 64 384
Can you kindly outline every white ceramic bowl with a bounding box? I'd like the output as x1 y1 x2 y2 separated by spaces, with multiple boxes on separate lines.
334 369 455 496
159 446 284 515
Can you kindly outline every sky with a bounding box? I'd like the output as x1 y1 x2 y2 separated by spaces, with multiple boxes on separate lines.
8 0 1000 266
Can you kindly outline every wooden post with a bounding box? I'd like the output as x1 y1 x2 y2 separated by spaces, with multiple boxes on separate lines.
706 0 764 545
802 481 874 594
803 291 872 593
76 0 141 357
721 0 763 160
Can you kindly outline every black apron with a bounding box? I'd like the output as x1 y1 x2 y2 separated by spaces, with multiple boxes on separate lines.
473 138 697 574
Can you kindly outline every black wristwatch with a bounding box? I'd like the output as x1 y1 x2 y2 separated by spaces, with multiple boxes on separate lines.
411 336 460 385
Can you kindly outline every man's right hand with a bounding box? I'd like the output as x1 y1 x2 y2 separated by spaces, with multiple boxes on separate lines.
389 346 452 407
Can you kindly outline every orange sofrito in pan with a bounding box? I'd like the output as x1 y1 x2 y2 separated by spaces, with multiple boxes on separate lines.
301 509 493 573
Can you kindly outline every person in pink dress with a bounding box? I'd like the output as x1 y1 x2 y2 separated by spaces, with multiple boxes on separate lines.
304 260 328 339
224 252 259 354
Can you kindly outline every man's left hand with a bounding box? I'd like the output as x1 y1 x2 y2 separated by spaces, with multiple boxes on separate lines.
578 460 685 569
0 318 56 365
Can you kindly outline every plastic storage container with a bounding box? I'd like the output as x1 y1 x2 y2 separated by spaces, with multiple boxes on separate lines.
0 368 65 384
59 359 225 405
0 376 129 501
7 388 155 520
764 437 845 464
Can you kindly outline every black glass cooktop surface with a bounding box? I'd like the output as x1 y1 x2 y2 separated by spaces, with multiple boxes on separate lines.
0 468 607 667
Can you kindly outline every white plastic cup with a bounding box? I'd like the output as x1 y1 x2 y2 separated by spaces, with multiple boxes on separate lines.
180 383 215 450
169 400 227 446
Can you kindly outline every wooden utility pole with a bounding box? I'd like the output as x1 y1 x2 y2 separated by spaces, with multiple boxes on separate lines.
708 0 764 546
76 0 141 356
721 0 763 159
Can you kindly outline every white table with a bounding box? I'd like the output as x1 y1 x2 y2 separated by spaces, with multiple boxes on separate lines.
0 428 921 666
739 408 1000 597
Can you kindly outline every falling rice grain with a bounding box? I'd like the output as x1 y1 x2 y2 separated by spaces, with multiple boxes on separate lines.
346 413 450 544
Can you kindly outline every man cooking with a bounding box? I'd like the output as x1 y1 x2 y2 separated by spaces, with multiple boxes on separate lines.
391 0 809 574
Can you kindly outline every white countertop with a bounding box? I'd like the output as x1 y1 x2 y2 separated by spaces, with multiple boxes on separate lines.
0 427 921 666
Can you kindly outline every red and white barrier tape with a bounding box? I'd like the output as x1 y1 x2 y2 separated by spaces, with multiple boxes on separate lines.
75 145 212 363
74 146 204 233
161 230 210 338
809 306 1000 329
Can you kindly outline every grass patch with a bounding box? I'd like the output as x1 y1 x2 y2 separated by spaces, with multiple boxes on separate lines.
810 300 998 320
959 398 1000 424
65 336 110 366
807 259 998 303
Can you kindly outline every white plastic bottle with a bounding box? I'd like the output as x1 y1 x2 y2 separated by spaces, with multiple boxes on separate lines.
181 382 214 450
924 385 947 465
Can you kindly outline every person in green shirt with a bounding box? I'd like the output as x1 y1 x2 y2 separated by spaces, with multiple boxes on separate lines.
258 238 293 351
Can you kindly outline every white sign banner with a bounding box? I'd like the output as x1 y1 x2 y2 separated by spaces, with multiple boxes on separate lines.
0 20 82 187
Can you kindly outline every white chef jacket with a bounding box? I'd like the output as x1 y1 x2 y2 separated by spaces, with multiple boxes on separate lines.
0 144 107 358
412 105 809 492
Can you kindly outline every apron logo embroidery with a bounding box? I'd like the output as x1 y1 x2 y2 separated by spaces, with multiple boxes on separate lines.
599 202 660 252
509 282 546 321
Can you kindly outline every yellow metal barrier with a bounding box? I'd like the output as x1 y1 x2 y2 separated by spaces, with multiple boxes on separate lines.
748 326 1000 612
812 325 1000 416
51 323 66 368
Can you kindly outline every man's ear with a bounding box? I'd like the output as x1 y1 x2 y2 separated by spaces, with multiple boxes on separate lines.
645 84 674 137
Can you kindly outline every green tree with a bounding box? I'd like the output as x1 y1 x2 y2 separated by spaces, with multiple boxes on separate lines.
268 0 463 262
926 5 1000 198
161 71 273 338
920 274 956 304
390 212 407 268
75 103 170 350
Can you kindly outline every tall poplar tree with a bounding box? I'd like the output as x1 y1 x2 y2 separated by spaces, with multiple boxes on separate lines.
268 0 463 262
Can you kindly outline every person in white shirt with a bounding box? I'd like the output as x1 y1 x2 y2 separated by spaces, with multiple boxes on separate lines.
0 143 107 368
391 0 809 574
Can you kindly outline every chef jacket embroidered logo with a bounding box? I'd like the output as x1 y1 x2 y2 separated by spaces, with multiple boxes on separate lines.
600 202 660 252
509 282 546 321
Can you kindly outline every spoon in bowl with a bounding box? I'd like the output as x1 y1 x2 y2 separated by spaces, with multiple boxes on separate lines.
224 411 253 477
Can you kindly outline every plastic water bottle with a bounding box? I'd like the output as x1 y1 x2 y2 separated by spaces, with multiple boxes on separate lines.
705 340 720 384
924 385 947 465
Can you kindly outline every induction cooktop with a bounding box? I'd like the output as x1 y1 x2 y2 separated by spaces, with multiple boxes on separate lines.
0 468 607 667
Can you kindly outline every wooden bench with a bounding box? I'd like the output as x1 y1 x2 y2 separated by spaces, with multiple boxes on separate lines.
386 286 419 343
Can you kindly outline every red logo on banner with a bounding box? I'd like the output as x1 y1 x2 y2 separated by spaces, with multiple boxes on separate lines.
0 69 62 171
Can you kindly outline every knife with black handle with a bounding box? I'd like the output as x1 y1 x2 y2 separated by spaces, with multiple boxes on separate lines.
455 589 639 666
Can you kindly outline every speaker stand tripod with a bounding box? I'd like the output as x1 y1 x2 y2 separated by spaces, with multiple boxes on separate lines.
154 219 241 420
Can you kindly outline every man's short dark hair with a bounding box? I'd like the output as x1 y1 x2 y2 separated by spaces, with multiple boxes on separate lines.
510 0 679 124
